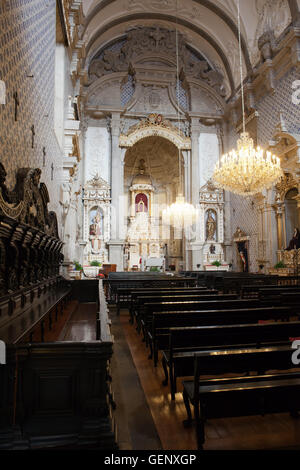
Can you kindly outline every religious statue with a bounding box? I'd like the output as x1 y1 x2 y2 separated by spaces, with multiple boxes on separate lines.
209 244 216 254
285 228 300 251
89 207 102 253
239 250 247 272
206 210 216 240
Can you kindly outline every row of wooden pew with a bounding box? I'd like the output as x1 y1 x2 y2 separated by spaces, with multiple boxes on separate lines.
115 280 300 450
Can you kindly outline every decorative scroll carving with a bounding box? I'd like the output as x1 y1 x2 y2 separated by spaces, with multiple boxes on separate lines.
275 173 298 201
0 164 58 237
233 227 249 242
88 27 226 96
0 163 62 296
119 113 191 150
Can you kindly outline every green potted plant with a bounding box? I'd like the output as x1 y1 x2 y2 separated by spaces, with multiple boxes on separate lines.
212 260 222 267
150 266 160 272
83 260 102 278
274 261 286 269
90 260 101 267
73 261 83 279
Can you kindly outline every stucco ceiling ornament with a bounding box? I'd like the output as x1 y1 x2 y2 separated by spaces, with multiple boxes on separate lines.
119 113 191 150
255 0 291 50
88 26 226 96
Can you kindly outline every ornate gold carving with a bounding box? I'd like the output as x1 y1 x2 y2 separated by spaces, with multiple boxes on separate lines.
233 227 249 242
69 134 81 162
275 173 298 200
0 164 58 238
119 114 191 150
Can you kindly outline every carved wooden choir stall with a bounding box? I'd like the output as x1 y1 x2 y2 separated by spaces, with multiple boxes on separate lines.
0 163 116 450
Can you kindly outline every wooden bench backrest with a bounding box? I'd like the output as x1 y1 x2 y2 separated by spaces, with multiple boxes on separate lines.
153 306 292 329
193 346 297 383
169 321 300 351
146 298 264 314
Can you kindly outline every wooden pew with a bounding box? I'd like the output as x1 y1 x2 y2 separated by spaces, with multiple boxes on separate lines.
106 274 197 305
140 295 240 348
242 284 300 299
114 280 199 314
162 320 300 399
182 353 300 449
153 304 294 380
129 287 212 322
129 287 211 316
133 290 218 330
140 297 273 351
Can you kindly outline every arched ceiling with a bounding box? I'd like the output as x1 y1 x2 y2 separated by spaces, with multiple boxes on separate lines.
80 0 292 98
124 136 181 187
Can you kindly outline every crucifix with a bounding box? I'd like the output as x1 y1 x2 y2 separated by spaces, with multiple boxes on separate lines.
42 147 46 167
13 91 19 121
31 125 35 148
51 163 54 181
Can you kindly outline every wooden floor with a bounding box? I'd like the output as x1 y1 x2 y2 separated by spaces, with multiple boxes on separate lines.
114 307 300 451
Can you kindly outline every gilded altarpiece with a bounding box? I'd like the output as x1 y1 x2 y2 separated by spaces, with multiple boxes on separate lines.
269 125 300 272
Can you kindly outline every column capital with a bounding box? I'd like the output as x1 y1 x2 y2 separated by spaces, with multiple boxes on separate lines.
190 118 201 135
111 112 121 137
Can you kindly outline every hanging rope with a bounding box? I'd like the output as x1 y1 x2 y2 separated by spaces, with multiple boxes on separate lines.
175 0 183 195
237 0 246 134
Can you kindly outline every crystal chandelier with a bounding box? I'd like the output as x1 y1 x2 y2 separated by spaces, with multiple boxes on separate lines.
163 1 196 227
164 194 195 229
212 0 283 196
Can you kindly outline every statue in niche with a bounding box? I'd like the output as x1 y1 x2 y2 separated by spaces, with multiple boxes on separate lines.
285 228 300 251
209 244 216 254
89 207 103 253
135 193 148 213
206 210 217 241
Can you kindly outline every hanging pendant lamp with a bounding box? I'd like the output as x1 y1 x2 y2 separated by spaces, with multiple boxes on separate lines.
163 0 195 227
212 0 283 196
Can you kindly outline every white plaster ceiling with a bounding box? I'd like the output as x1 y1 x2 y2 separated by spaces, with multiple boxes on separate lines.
80 0 292 93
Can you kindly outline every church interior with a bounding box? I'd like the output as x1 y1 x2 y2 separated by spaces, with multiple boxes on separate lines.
1 0 300 452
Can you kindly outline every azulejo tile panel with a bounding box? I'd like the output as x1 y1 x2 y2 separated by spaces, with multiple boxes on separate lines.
0 0 63 223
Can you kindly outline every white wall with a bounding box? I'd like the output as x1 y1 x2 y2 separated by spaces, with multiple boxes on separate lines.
199 133 219 188
84 126 110 183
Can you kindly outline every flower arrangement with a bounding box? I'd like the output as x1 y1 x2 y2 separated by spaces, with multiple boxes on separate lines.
212 260 222 267
73 261 83 271
90 260 102 267
274 261 286 269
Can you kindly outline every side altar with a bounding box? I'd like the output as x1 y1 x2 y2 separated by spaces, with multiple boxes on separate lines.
82 174 111 265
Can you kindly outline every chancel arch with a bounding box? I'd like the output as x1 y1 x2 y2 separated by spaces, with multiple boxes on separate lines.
123 132 188 271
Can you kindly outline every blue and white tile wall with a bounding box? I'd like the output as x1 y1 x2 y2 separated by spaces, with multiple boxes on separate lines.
229 66 300 272
0 0 63 221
